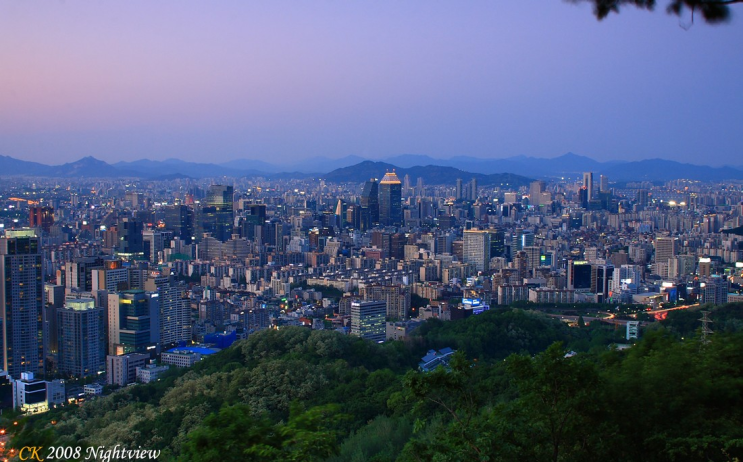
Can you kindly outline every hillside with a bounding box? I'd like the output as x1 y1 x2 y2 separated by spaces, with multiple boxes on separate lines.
8 305 743 461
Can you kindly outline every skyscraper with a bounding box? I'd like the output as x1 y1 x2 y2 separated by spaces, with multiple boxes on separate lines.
107 290 160 356
379 171 402 226
360 179 379 230
162 205 194 241
582 172 594 202
205 185 234 242
117 217 144 255
456 179 463 200
530 181 546 206
0 229 44 377
57 298 105 378
599 174 609 192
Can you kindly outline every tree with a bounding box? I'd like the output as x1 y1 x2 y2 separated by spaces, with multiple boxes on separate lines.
569 0 737 23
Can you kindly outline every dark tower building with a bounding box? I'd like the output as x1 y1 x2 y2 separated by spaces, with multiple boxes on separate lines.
29 206 54 233
0 230 45 377
162 205 194 241
117 218 143 254
206 185 234 242
108 290 159 356
379 171 402 226
487 229 505 257
346 204 361 229
360 180 379 230
247 204 267 221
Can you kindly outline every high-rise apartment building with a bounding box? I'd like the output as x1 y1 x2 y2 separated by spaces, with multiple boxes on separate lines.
654 237 678 264
57 298 105 377
361 284 411 320
0 230 45 377
144 275 190 347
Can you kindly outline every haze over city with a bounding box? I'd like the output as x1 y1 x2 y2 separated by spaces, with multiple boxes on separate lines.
2 1 743 166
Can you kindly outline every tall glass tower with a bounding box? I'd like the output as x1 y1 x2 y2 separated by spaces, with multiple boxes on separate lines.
360 180 379 230
379 171 402 226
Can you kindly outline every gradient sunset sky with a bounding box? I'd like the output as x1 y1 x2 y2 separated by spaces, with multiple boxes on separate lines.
1 1 742 166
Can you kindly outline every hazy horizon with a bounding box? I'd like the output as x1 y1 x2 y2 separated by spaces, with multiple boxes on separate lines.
2 2 742 166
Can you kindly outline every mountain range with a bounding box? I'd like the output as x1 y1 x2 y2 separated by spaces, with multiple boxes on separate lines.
1 153 742 183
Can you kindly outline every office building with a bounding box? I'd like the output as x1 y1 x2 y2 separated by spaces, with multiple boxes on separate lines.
161 349 202 367
359 180 379 230
162 205 194 241
12 372 65 414
195 185 234 242
107 290 160 356
107 353 149 386
136 362 169 383
568 260 592 291
350 300 386 342
463 230 491 273
117 217 144 255
0 230 45 378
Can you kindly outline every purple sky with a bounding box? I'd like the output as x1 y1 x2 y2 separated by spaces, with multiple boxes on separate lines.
1 1 742 166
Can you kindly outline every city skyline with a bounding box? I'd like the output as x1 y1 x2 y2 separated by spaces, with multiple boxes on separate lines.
2 2 743 166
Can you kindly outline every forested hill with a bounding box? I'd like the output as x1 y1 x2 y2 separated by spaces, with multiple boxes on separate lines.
9 306 743 461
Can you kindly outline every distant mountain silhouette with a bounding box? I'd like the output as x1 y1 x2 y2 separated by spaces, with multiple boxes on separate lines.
54 157 138 178
0 153 739 182
377 152 615 177
0 155 53 176
114 159 263 178
322 160 533 186
599 159 743 182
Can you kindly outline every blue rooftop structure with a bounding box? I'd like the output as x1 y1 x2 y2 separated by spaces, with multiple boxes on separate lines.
167 346 219 355
419 348 456 372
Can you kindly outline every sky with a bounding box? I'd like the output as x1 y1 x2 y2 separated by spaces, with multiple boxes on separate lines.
1 1 742 167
